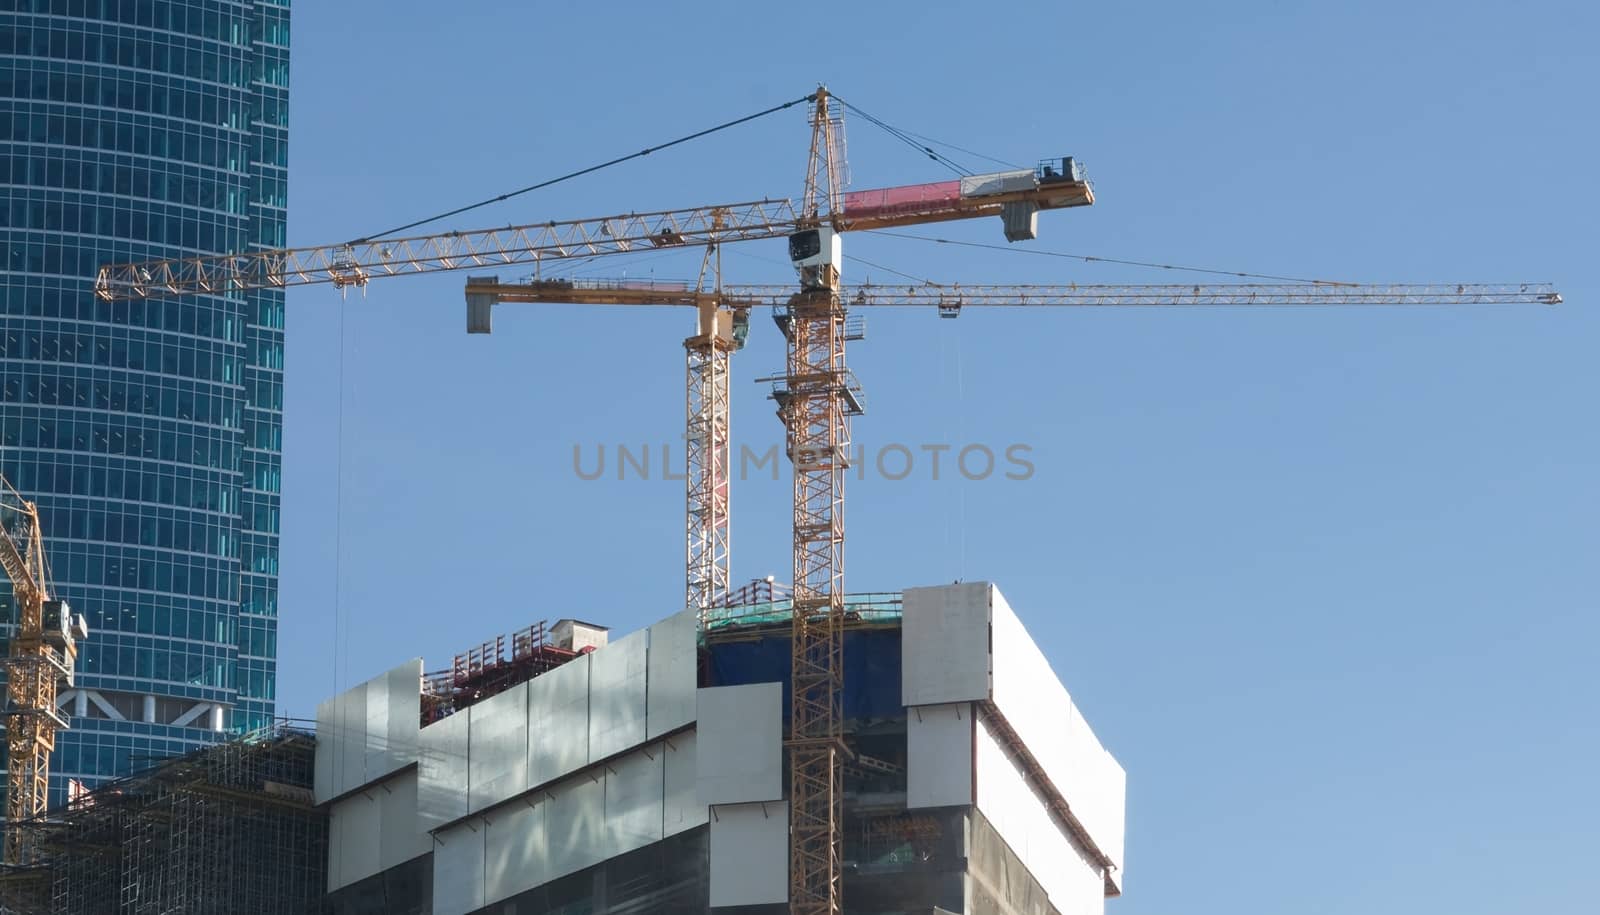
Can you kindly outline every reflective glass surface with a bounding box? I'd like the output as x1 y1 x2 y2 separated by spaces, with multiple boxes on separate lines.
0 0 288 802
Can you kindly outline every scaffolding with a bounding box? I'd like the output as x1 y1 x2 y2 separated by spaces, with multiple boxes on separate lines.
0 725 328 915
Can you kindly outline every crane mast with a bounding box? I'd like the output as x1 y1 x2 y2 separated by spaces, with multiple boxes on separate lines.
683 244 736 615
684 315 735 614
783 87 851 915
0 476 85 864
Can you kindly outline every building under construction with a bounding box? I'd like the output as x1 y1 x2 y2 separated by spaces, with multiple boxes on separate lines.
0 725 328 915
316 581 1125 915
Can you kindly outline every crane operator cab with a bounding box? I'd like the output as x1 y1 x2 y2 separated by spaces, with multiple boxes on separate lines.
41 599 87 686
789 226 842 291
1037 156 1085 184
42 599 75 647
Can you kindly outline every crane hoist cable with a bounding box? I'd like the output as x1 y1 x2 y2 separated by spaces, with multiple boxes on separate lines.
351 93 819 244
864 229 1357 285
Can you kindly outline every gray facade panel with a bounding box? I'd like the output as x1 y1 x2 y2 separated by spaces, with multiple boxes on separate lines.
468 683 528 813
484 799 546 906
545 772 604 881
417 710 470 831
645 608 696 739
527 653 588 785
696 683 782 806
661 730 705 837
380 769 431 874
338 684 367 794
432 819 486 915
587 627 647 761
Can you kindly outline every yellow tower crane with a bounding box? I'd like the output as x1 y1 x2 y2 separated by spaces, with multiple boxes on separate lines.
0 473 86 864
462 276 1558 908
94 87 1559 913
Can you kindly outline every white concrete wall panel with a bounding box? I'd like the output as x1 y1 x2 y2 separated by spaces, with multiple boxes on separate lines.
316 660 424 803
432 820 486 915
545 773 605 880
1059 704 1100 855
1085 744 1126 888
974 720 1018 845
384 660 423 776
1055 705 1125 884
708 801 789 907
606 747 665 853
469 683 529 813
696 683 782 806
314 694 337 804
326 792 343 891
661 731 706 837
990 587 1064 743
990 587 1125 876
588 629 648 762
331 687 354 796
363 674 391 781
990 586 1069 791
907 702 973 808
329 789 380 890
902 583 991 706
417 709 470 832
337 684 367 796
975 718 1106 915
484 799 547 906
646 608 697 739
528 654 590 787
379 769 431 872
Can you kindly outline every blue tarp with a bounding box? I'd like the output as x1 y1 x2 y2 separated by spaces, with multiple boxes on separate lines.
707 628 903 721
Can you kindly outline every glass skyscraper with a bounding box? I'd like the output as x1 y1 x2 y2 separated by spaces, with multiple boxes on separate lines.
0 0 288 801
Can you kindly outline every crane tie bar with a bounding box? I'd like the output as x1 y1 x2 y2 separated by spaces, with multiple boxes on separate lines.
350 93 818 245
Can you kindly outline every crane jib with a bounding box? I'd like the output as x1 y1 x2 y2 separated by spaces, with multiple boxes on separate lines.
92 165 1097 302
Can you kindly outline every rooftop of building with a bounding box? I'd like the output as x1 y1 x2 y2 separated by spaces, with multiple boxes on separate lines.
416 582 906 725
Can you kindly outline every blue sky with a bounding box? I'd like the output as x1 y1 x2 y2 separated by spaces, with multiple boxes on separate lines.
276 2 1597 913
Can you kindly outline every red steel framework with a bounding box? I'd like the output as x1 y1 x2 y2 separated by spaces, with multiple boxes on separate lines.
684 242 736 614
684 338 733 613
420 620 582 725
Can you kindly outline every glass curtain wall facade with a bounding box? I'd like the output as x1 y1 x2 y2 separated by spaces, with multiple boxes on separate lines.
0 0 288 803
